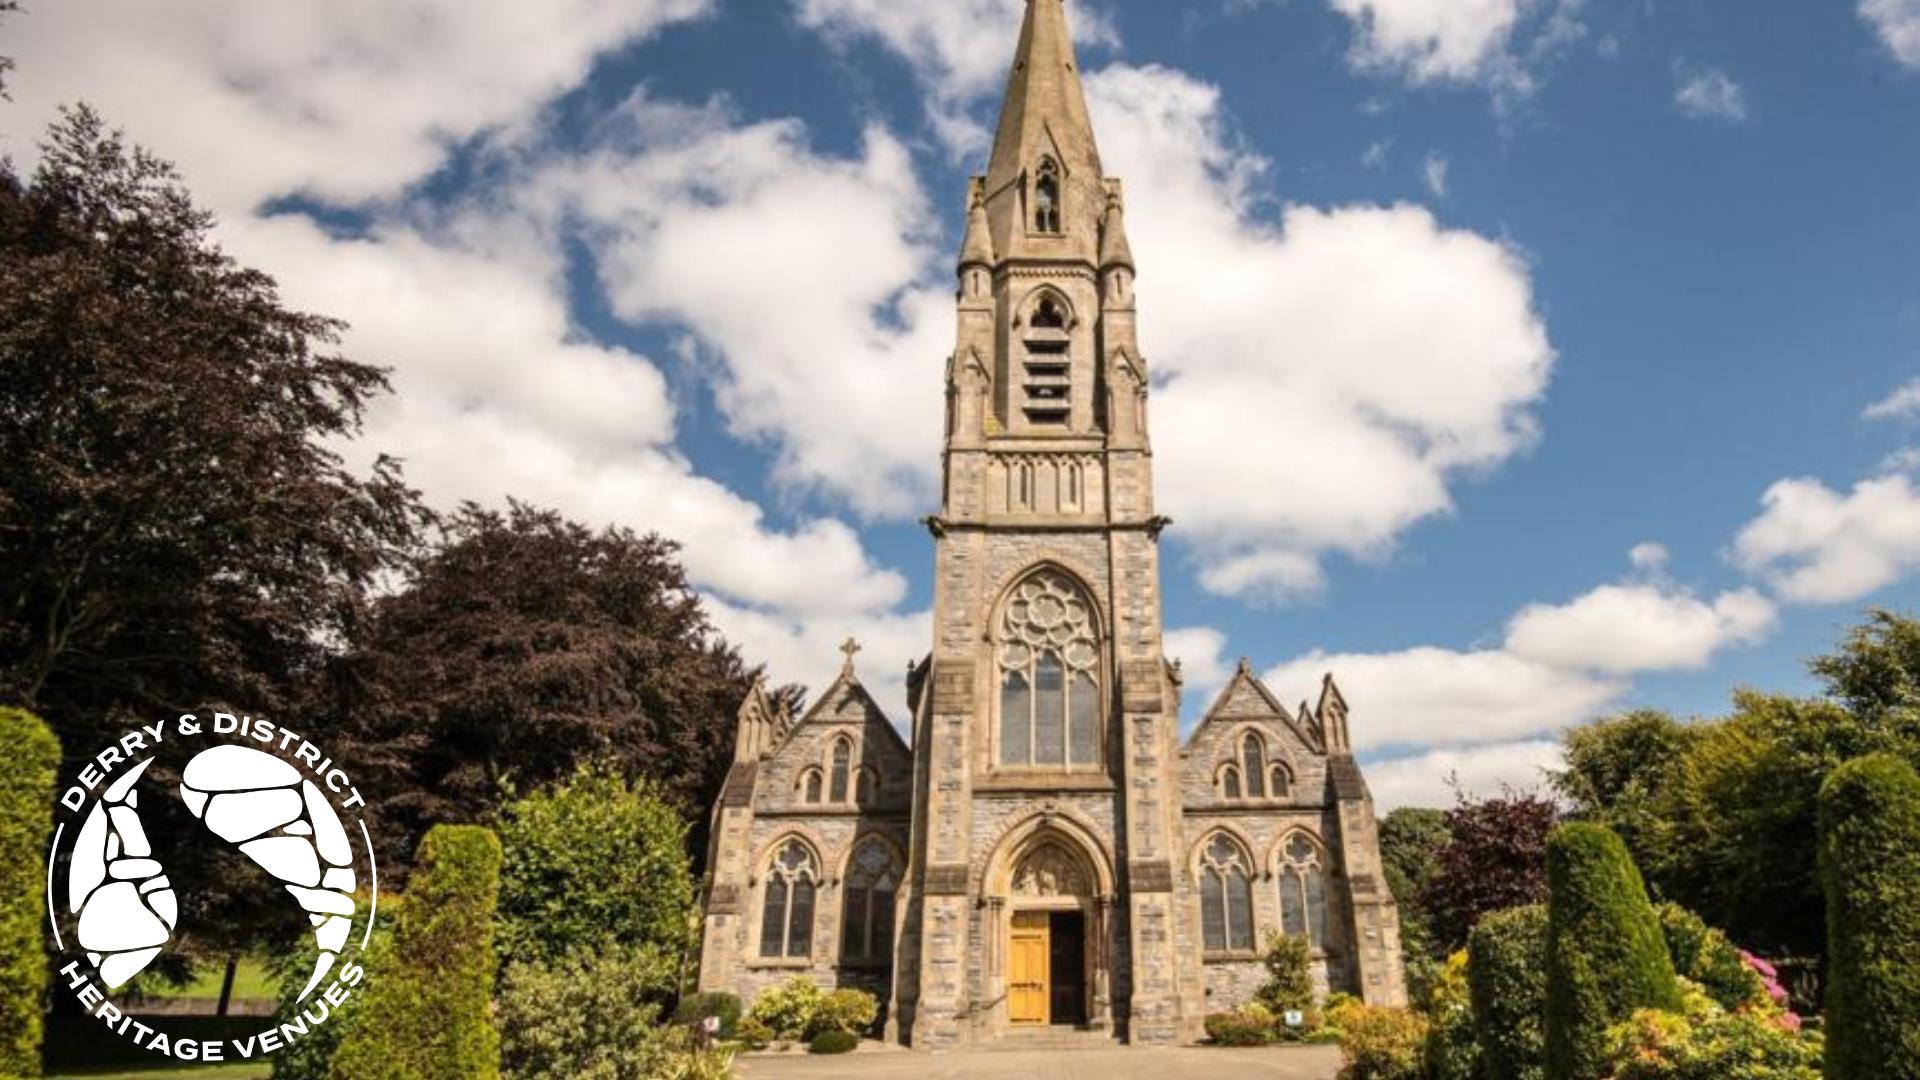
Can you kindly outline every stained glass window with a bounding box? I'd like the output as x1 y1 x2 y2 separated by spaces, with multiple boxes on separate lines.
840 840 900 964
760 839 820 958
997 570 1102 768
1199 834 1255 953
1278 832 1331 950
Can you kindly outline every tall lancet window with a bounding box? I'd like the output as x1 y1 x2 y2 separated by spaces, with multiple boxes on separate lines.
1034 159 1062 233
997 569 1102 768
1279 832 1332 950
760 839 819 959
840 839 900 965
1199 834 1256 953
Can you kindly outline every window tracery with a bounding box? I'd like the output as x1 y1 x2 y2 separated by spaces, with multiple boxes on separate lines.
997 570 1102 768
760 839 819 959
840 839 899 964
1199 834 1255 953
1278 832 1331 950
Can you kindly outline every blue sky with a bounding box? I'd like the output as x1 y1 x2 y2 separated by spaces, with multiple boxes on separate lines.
6 0 1920 806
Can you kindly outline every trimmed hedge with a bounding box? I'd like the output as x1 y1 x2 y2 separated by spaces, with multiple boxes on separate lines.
329 825 502 1080
809 1029 859 1055
1544 823 1680 1080
1819 754 1920 1080
0 709 60 1079
1469 905 1547 1080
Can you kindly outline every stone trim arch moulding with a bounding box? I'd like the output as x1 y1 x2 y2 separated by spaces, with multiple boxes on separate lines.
975 803 1118 1034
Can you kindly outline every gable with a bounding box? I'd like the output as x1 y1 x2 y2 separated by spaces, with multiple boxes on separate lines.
753 671 912 815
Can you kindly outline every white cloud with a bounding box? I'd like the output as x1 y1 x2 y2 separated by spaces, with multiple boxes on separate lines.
1865 377 1920 422
1264 647 1621 752
1424 152 1450 198
3 0 921 685
531 94 949 518
1364 739 1564 810
1363 141 1392 171
1505 583 1777 674
1329 0 1527 84
791 0 1119 157
1164 626 1235 724
1674 65 1749 122
2 0 713 212
1861 0 1920 68
1629 542 1670 572
1085 65 1554 602
1734 474 1920 604
703 597 931 727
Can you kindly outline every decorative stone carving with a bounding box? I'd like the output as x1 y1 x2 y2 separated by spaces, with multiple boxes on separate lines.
1012 842 1089 898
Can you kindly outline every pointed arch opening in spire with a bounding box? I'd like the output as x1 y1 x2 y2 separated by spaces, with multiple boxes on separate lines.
1033 157 1062 234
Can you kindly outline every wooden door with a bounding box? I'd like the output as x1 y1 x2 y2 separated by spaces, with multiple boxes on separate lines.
1009 911 1051 1026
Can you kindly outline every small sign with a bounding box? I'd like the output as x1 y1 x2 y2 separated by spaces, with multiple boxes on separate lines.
702 1016 721 1035
1284 1010 1306 1028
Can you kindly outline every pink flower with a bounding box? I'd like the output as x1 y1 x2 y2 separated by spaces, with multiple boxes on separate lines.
1774 1011 1803 1034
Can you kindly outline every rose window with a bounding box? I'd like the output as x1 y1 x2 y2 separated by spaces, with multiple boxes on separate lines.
998 571 1102 767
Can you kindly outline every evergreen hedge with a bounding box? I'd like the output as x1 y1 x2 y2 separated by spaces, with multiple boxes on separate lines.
329 825 502 1080
1544 823 1679 1080
1468 905 1547 1080
0 709 60 1079
1819 754 1920 1080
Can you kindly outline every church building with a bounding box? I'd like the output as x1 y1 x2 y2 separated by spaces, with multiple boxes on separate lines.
698 0 1407 1048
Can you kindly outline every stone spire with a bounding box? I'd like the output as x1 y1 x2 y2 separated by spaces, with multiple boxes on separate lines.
979 0 1105 262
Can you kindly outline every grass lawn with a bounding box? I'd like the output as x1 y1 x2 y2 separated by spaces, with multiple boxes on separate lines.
49 1065 269 1080
145 956 280 1002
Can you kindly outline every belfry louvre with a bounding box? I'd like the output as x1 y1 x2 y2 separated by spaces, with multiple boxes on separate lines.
697 0 1407 1048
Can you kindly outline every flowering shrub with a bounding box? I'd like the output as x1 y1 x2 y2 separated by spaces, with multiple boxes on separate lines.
1336 1004 1429 1080
1600 978 1822 1080
1425 951 1482 1080
746 977 826 1041
1206 1007 1277 1047
1654 904 1770 1013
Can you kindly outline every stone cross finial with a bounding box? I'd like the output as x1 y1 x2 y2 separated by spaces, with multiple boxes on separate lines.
839 637 862 672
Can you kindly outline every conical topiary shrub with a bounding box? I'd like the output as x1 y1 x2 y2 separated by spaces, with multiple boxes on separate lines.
329 825 502 1080
1819 753 1920 1080
0 709 61 1079
1543 822 1679 1080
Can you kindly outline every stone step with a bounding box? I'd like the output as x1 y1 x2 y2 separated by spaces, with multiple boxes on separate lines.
981 1028 1119 1052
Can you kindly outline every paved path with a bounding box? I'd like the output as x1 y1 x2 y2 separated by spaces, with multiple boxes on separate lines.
738 1045 1344 1079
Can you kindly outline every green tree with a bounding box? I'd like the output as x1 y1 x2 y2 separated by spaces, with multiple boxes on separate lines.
1469 905 1547 1080
1544 823 1679 1080
1254 932 1315 1020
0 708 59 1077
1818 754 1920 1080
330 826 501 1080
1553 710 1695 885
1379 807 1450 995
495 763 694 970
327 503 765 865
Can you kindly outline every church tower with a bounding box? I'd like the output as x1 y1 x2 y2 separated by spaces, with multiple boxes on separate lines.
892 0 1190 1046
695 0 1407 1048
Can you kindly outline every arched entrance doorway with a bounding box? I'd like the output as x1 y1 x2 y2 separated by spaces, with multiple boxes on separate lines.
984 818 1114 1033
